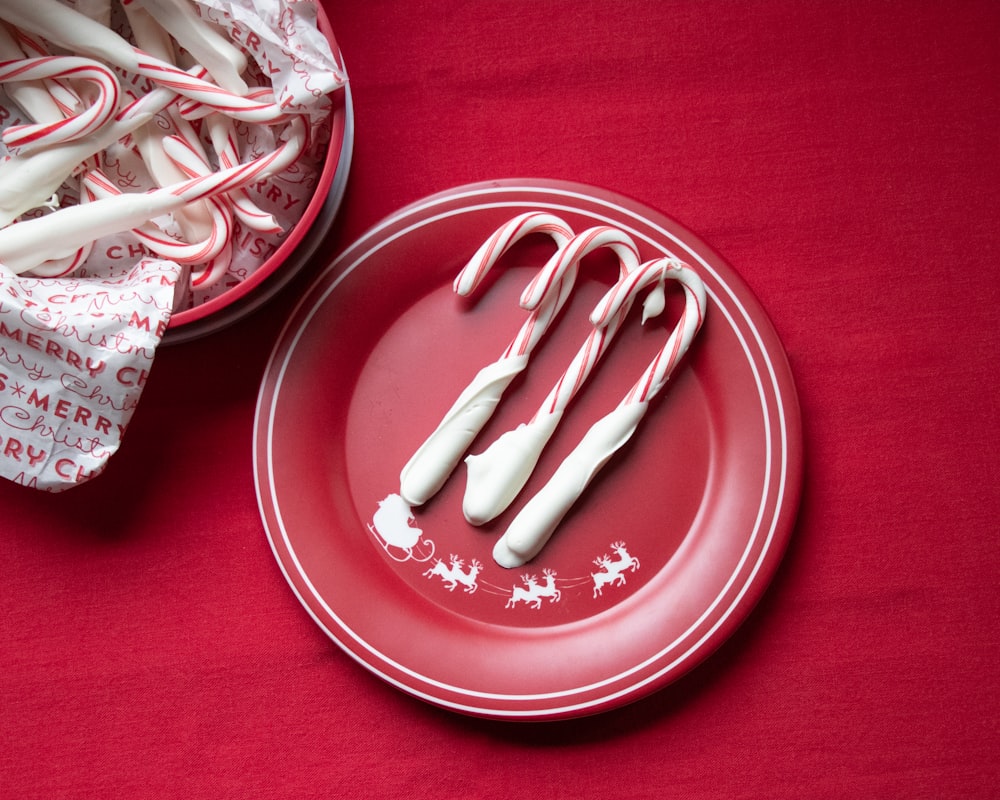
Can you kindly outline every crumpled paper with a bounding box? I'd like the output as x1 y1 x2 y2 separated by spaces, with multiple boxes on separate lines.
0 259 183 491
197 0 346 112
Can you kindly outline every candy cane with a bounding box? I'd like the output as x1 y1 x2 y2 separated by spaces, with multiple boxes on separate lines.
157 131 238 287
3 28 84 119
0 115 305 273
462 230 644 525
188 237 233 289
204 112 281 232
129 0 248 94
0 56 121 153
492 258 707 568
399 212 578 507
0 69 195 227
2 0 295 123
81 167 233 267
0 24 66 127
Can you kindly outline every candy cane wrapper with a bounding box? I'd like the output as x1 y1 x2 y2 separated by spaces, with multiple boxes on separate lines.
195 0 346 111
0 258 183 491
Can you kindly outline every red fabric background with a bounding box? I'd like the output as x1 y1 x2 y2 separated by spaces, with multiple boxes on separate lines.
2 1 998 797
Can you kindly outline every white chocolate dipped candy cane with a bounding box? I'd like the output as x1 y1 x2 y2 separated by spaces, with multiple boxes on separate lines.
462 227 644 525
0 115 305 274
19 188 96 278
1 0 295 124
80 166 233 267
0 68 201 227
121 1 220 249
399 212 577 507
493 258 707 568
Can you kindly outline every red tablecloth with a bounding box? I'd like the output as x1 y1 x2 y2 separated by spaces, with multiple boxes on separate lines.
2 1 998 797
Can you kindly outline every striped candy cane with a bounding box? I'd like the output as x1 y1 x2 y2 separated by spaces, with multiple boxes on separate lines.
0 115 306 274
462 229 644 525
81 168 233 266
204 112 282 233
1 0 297 124
493 258 707 568
399 212 578 507
0 26 68 130
0 57 121 153
0 65 205 228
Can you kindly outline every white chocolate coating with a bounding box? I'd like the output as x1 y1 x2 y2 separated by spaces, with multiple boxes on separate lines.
2 0 146 74
462 410 563 526
136 0 249 94
400 355 528 507
493 401 648 568
399 213 576 505
0 25 64 126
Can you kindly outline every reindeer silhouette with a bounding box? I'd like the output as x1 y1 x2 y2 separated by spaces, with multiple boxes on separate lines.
609 541 640 574
591 554 627 597
506 569 560 609
423 554 482 593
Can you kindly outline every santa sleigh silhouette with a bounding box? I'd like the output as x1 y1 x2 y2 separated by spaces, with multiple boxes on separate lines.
368 494 436 563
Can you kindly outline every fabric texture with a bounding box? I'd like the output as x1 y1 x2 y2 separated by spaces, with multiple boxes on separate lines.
1 1 997 797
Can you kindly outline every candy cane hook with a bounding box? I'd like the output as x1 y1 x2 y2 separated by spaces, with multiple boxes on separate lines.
493 258 707 568
0 56 121 154
1 0 293 123
399 212 578 507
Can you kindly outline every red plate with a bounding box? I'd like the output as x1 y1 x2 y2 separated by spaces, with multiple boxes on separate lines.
254 179 802 720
